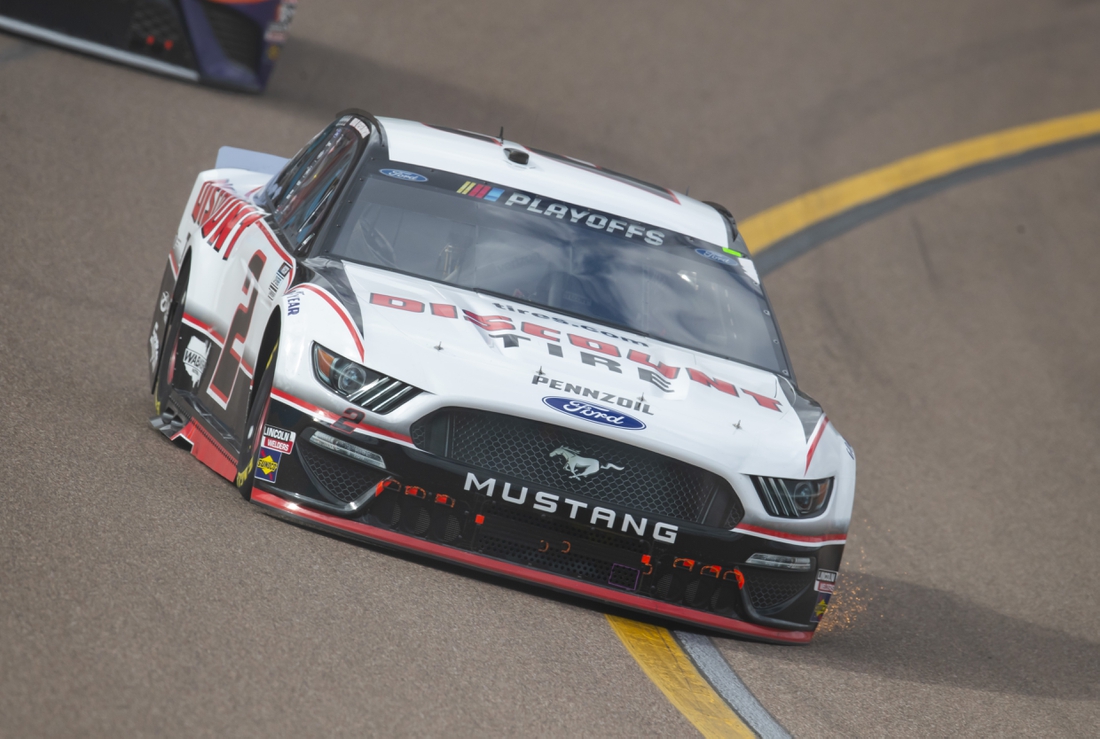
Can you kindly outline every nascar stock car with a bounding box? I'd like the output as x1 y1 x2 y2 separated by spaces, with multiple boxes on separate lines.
147 110 855 643
0 0 294 91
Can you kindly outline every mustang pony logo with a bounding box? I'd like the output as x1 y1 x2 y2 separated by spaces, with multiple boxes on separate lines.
550 446 625 480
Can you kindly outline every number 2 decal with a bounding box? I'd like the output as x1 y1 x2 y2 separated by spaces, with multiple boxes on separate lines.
333 407 365 434
207 251 267 409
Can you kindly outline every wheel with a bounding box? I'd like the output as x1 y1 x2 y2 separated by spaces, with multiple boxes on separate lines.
235 342 278 500
153 280 187 415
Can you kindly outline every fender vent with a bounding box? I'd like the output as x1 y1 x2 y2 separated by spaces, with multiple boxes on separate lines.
350 376 423 414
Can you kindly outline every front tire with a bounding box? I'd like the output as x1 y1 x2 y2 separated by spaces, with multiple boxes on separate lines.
235 343 278 500
153 284 186 415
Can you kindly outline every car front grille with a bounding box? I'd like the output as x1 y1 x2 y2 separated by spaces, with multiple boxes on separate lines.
410 408 743 526
128 0 195 67
200 0 262 70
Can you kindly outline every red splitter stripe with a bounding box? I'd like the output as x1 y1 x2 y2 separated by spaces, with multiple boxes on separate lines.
250 489 813 644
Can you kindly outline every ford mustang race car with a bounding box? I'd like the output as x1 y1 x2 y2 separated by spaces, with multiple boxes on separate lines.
147 111 855 643
0 0 294 91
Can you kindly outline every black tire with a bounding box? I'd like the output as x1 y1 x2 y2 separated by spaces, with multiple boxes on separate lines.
235 343 278 500
153 283 187 415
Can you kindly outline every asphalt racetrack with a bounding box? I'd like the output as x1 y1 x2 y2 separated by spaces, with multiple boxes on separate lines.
2 2 1100 736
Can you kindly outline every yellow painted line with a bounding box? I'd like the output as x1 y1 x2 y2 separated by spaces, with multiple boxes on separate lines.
606 615 755 738
607 108 1100 736
739 107 1100 253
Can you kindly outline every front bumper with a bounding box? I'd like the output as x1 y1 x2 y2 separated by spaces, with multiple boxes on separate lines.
253 394 844 644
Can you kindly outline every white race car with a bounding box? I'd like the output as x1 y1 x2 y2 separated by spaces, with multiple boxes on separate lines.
148 111 855 643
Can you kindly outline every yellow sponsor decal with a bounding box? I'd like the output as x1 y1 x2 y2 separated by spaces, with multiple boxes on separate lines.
235 458 253 488
256 454 278 477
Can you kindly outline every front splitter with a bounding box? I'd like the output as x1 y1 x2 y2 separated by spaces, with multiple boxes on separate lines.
250 487 814 645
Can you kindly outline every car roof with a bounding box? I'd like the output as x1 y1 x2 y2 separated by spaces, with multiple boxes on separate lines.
377 117 730 247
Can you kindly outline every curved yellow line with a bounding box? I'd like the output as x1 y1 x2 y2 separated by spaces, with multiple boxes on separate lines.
739 108 1100 253
606 615 755 738
608 108 1100 736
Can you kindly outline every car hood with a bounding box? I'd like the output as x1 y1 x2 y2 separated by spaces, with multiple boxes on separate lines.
334 262 820 479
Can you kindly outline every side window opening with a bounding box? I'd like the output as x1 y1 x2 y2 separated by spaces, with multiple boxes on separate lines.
260 123 334 209
263 122 362 252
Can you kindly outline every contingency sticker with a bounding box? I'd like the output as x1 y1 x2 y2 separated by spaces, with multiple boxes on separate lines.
810 593 832 623
183 337 210 387
255 449 282 483
261 425 296 454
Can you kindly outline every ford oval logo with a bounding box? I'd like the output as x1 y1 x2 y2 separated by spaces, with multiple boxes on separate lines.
380 168 428 182
542 397 646 430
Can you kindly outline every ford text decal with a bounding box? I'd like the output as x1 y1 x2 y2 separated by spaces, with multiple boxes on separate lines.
542 396 646 430
380 168 428 182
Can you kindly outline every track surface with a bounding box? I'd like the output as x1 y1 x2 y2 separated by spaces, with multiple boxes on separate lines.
2 1 1099 735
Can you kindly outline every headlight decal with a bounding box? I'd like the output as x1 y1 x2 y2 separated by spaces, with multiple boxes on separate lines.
751 476 833 519
312 343 424 415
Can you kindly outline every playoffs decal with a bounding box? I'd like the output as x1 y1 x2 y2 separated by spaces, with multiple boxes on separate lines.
502 192 665 245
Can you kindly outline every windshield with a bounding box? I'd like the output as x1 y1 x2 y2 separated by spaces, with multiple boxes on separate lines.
324 164 789 374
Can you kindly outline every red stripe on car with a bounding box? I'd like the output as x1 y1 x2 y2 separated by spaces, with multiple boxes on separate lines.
182 313 225 346
733 522 846 545
292 284 364 360
805 415 829 474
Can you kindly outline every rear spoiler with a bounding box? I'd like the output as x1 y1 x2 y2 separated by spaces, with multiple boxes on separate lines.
215 147 289 175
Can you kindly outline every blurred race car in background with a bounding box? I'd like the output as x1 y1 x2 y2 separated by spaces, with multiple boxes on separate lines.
0 0 295 91
147 110 856 643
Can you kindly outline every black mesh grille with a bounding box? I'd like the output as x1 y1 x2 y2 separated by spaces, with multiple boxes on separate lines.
743 569 812 612
127 0 194 67
487 503 647 554
200 0 262 70
298 442 386 504
477 535 612 583
410 420 428 450
412 409 743 525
